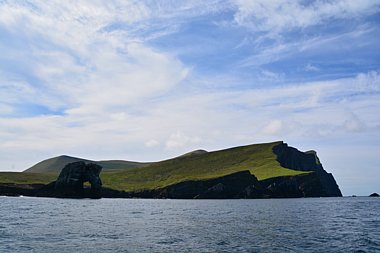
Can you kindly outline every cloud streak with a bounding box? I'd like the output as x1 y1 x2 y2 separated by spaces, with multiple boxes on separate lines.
0 1 191 115
233 0 380 33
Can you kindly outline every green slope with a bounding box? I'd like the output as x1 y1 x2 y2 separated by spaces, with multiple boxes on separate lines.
0 141 311 191
0 172 56 184
23 155 149 174
101 141 310 191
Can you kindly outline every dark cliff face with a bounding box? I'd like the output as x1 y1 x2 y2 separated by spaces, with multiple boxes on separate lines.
272 142 342 197
55 170 270 199
260 173 329 198
126 171 267 199
55 162 102 192
36 162 103 198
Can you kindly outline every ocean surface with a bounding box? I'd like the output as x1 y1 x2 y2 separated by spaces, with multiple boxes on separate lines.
0 197 379 253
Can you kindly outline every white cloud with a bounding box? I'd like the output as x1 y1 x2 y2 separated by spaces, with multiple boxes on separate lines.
0 1 190 115
305 63 320 72
233 0 380 33
344 112 365 132
355 71 380 91
145 139 160 148
166 132 201 149
0 70 379 171
259 69 284 82
0 79 37 106
65 42 189 115
263 120 283 135
0 104 13 114
238 26 376 68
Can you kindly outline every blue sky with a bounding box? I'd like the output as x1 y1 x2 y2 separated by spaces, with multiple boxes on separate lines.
0 0 379 196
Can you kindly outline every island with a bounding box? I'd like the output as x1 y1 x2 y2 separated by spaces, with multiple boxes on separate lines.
0 141 342 199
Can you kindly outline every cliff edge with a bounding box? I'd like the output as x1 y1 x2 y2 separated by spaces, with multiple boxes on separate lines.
272 142 342 197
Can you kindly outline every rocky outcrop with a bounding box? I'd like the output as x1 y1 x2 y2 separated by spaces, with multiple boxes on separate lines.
273 142 342 197
0 183 45 197
369 193 379 197
36 162 103 198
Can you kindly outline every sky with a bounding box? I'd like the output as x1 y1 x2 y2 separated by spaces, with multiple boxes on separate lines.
0 0 379 196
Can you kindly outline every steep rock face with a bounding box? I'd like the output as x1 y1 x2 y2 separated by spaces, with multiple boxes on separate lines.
272 142 342 197
129 171 267 199
55 162 102 198
36 162 103 198
261 173 329 197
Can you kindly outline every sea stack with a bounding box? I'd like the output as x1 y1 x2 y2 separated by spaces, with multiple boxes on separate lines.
36 162 103 199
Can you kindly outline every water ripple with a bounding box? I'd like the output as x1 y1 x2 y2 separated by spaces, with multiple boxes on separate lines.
0 197 379 252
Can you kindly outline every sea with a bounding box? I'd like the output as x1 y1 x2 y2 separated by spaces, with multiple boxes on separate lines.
0 197 379 253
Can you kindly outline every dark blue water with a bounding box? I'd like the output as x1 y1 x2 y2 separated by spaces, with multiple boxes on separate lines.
0 197 379 253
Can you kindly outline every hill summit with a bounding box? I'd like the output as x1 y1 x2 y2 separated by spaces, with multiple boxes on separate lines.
24 155 149 174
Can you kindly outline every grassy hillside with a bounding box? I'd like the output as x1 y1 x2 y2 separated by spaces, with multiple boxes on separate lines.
0 172 56 184
24 155 149 174
101 141 310 191
0 141 312 191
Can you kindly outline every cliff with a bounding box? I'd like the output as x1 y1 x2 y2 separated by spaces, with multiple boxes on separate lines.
272 142 342 197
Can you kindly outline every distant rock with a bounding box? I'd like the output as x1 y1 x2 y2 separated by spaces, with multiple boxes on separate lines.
37 162 103 198
369 193 379 197
55 161 102 197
